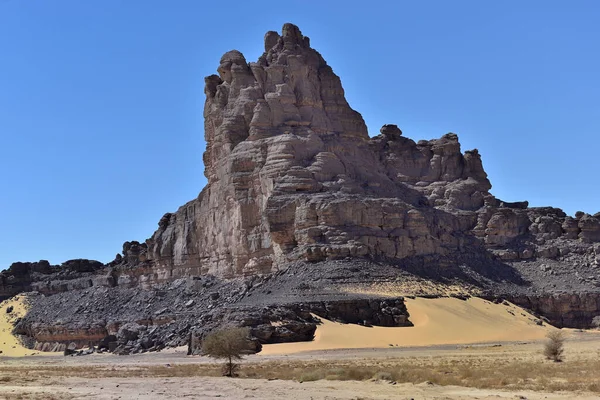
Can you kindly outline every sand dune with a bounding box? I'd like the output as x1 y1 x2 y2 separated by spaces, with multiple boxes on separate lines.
261 297 554 355
0 295 40 357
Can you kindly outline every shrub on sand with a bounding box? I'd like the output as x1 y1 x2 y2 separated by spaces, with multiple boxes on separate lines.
201 327 254 377
543 330 565 362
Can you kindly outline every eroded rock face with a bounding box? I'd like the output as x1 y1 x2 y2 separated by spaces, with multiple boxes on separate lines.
135 23 600 282
0 259 106 300
141 24 497 280
504 293 600 329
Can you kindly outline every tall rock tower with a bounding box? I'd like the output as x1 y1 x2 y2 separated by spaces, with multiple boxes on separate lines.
145 24 493 280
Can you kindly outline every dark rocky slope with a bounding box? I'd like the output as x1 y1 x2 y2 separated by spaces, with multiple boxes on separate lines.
3 24 600 354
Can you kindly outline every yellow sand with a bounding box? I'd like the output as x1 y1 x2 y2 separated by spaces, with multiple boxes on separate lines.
0 295 40 357
261 297 554 355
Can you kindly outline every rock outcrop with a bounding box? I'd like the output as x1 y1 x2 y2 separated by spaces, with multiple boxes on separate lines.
0 259 107 301
503 292 600 329
135 23 600 285
3 23 600 353
144 23 494 281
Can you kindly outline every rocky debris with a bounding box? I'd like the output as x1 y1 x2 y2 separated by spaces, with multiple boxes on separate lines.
294 298 412 327
501 292 600 329
117 322 143 342
187 296 411 355
37 342 66 352
0 259 106 300
13 260 416 355
104 322 168 355
63 347 77 356
64 344 95 357
98 335 117 352
16 274 248 355
3 23 600 352
10 257 600 354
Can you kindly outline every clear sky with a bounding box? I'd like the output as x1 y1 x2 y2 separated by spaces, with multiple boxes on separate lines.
1 0 599 269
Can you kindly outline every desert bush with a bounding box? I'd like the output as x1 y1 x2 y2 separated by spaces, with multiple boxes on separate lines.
591 315 600 329
201 327 253 377
543 330 565 362
344 367 375 381
297 367 390 382
373 371 394 381
299 370 324 382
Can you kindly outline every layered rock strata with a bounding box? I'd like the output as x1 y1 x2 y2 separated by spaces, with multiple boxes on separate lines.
140 24 600 283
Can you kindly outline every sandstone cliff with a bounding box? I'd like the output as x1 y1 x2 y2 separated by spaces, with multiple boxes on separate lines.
137 23 600 284
144 24 494 279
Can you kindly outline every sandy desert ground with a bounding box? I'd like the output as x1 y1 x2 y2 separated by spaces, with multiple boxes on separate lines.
1 296 599 399
0 295 41 357
261 296 554 354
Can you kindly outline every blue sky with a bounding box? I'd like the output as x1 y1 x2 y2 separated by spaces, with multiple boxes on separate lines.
1 1 599 269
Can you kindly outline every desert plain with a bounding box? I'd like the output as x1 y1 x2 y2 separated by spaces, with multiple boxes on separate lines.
1 295 599 400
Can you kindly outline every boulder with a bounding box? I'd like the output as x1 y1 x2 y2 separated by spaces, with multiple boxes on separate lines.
117 323 144 342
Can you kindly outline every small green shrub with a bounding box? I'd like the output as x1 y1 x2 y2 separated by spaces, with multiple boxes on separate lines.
201 327 254 377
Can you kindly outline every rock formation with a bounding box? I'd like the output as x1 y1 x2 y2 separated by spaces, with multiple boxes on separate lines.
139 23 600 285
146 24 494 280
2 24 600 353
